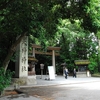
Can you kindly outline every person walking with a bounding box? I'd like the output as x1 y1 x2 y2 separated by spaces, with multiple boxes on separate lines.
73 68 76 78
64 67 68 79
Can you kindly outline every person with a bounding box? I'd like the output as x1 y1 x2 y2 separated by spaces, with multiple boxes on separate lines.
73 68 76 78
64 67 68 79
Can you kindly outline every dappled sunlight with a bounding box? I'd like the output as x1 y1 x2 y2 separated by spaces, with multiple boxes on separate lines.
58 82 100 90
81 82 100 90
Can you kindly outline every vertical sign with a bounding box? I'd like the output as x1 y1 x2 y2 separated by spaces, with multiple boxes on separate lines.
15 36 28 78
48 66 55 80
20 36 28 77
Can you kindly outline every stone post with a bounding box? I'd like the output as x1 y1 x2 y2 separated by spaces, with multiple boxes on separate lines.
32 48 35 57
32 47 36 71
15 36 28 85
52 50 56 75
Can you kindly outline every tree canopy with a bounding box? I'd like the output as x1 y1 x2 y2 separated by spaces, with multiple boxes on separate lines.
0 0 100 73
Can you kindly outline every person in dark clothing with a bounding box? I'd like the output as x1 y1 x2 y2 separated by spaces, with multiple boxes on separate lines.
64 67 68 79
73 68 76 78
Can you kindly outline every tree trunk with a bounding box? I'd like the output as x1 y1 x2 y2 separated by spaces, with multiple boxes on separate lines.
2 33 27 72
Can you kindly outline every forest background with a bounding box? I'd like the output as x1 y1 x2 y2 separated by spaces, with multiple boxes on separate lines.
0 0 100 75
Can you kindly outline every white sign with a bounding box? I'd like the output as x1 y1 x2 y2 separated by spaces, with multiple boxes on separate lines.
48 66 55 80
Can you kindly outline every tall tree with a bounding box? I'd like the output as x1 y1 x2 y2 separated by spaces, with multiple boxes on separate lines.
0 0 100 72
0 0 58 71
56 19 98 71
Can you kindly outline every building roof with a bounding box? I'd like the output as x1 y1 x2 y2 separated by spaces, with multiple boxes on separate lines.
74 60 90 65
28 56 38 62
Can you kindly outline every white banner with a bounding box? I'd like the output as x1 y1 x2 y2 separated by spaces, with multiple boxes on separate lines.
48 66 55 80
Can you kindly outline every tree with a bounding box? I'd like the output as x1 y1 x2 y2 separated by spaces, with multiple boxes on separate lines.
0 0 100 73
0 0 33 71
86 0 100 71
56 19 98 72
0 0 58 71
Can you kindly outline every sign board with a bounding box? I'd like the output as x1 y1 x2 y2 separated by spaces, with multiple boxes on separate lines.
48 66 55 80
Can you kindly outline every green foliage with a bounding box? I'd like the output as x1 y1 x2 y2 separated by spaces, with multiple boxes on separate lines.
88 58 98 74
0 0 60 66
81 0 100 33
0 67 14 92
56 18 98 73
55 63 63 75
0 0 100 74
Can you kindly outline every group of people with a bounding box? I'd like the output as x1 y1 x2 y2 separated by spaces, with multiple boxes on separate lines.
64 67 76 79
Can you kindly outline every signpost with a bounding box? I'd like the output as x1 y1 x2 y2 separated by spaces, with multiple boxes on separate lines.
48 66 55 80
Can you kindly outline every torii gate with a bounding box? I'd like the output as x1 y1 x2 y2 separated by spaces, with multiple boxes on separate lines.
31 44 61 74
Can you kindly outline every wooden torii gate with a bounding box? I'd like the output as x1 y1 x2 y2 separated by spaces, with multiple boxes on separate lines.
31 44 61 74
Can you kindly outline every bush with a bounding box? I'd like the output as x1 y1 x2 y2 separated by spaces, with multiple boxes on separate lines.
88 61 98 74
0 67 14 93
92 73 100 77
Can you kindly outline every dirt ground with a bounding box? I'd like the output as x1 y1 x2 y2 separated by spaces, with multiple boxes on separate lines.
4 81 100 100
20 85 67 100
4 90 18 96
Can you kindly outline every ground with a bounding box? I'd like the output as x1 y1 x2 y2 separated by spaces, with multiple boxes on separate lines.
4 81 100 100
5 90 20 96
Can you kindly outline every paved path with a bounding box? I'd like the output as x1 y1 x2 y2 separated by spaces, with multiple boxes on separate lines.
0 75 100 100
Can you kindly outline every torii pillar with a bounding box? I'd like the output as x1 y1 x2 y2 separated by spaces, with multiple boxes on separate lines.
52 50 56 74
32 47 35 57
32 44 41 72
32 44 41 57
47 47 61 74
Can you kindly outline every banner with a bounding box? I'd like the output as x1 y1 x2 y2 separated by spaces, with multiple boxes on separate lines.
48 66 55 80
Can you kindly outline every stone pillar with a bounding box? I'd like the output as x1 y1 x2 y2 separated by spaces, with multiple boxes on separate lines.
52 50 56 74
15 36 28 78
32 47 36 75
32 48 35 57
14 36 37 85
14 36 28 85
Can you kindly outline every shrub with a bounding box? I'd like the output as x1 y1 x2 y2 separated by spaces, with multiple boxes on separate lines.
0 67 14 94
88 61 98 74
